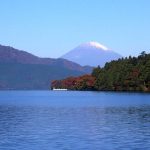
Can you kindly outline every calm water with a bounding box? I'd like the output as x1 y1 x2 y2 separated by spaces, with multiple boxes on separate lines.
0 91 150 150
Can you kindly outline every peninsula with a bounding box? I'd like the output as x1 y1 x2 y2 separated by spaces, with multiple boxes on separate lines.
51 52 150 92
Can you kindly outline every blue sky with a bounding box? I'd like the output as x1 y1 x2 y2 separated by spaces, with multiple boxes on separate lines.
0 0 150 58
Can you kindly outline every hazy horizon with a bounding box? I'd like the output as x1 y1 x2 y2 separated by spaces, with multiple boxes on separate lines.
0 0 150 58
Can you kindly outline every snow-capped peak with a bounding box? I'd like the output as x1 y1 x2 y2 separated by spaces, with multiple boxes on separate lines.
83 41 109 51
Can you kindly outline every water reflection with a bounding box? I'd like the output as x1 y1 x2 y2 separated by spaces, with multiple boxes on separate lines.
0 105 150 149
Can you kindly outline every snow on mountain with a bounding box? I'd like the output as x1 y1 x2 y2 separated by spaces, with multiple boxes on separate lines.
81 41 109 50
61 42 122 67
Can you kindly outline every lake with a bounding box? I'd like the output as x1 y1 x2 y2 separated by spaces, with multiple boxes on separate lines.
0 91 150 150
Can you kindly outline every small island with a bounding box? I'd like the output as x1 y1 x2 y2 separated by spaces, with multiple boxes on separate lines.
51 52 150 92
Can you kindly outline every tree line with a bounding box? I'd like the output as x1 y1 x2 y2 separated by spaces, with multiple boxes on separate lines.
51 52 150 92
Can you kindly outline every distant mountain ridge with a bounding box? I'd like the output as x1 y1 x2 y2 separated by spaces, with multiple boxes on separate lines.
0 45 92 72
0 44 92 90
61 42 122 67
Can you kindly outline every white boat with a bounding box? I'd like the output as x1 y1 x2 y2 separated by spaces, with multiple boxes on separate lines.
52 88 68 91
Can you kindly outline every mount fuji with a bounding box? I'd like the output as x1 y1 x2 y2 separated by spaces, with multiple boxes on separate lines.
61 42 122 67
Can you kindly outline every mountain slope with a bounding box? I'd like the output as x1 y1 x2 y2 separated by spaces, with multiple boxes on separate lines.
61 42 122 67
0 44 92 73
0 63 85 90
0 44 92 90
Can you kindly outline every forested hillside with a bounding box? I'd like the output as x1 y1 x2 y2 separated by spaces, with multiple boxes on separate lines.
51 52 150 92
